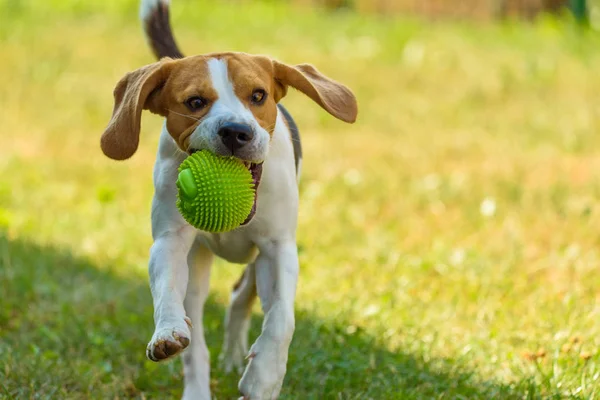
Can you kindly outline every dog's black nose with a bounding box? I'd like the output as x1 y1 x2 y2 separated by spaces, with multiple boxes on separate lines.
218 122 254 153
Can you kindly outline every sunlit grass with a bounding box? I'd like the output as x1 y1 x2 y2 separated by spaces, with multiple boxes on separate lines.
1 0 600 398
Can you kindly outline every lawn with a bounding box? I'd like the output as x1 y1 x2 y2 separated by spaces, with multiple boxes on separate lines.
1 0 600 398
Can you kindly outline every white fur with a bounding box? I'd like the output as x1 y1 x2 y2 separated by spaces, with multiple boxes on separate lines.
296 158 303 183
182 240 212 400
140 0 169 21
207 58 253 120
146 59 299 400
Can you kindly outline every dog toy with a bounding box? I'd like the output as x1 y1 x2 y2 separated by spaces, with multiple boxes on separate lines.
176 150 255 232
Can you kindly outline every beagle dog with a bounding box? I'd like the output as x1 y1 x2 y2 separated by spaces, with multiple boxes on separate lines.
101 0 357 398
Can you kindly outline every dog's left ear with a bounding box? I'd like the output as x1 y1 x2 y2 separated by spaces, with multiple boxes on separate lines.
101 59 174 160
273 61 358 123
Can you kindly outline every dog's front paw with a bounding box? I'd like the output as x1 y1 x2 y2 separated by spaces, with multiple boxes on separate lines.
237 338 287 400
146 317 192 362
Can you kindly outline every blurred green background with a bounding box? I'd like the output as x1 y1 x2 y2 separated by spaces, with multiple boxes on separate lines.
1 0 600 398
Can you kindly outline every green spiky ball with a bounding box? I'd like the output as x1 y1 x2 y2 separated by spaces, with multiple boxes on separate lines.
176 150 255 233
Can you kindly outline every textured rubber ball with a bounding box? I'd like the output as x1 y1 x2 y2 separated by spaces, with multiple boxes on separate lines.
176 150 255 233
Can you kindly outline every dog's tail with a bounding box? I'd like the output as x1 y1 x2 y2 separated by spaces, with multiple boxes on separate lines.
140 0 184 59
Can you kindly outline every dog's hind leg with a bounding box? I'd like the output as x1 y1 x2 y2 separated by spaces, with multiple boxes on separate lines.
182 240 213 400
219 262 257 374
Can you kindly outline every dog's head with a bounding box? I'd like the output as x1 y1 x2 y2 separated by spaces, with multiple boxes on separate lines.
101 53 357 164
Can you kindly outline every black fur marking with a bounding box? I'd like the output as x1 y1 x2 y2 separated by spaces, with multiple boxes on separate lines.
277 104 302 173
144 2 184 59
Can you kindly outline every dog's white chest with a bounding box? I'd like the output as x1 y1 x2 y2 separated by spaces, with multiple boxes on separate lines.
196 231 259 264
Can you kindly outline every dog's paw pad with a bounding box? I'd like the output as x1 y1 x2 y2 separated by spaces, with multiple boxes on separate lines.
146 324 191 362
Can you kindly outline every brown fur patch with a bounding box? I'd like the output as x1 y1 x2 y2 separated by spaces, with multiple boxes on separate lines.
161 56 217 149
225 55 283 136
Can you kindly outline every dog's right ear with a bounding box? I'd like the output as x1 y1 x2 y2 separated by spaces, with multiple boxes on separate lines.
272 61 358 124
101 59 174 160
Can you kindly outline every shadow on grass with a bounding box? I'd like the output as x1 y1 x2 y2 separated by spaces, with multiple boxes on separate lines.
0 234 536 399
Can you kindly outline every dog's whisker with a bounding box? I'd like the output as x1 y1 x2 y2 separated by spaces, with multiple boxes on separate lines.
167 109 201 121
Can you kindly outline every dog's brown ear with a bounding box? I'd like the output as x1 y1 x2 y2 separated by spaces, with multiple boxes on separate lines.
101 59 173 160
273 61 358 123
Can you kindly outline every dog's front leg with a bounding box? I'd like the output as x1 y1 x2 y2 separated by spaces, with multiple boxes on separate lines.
146 221 196 362
238 239 298 400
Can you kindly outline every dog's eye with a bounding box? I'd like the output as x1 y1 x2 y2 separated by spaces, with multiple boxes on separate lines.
250 89 267 105
185 96 209 111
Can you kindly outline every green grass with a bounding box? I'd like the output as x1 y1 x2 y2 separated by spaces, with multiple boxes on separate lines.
1 0 600 398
